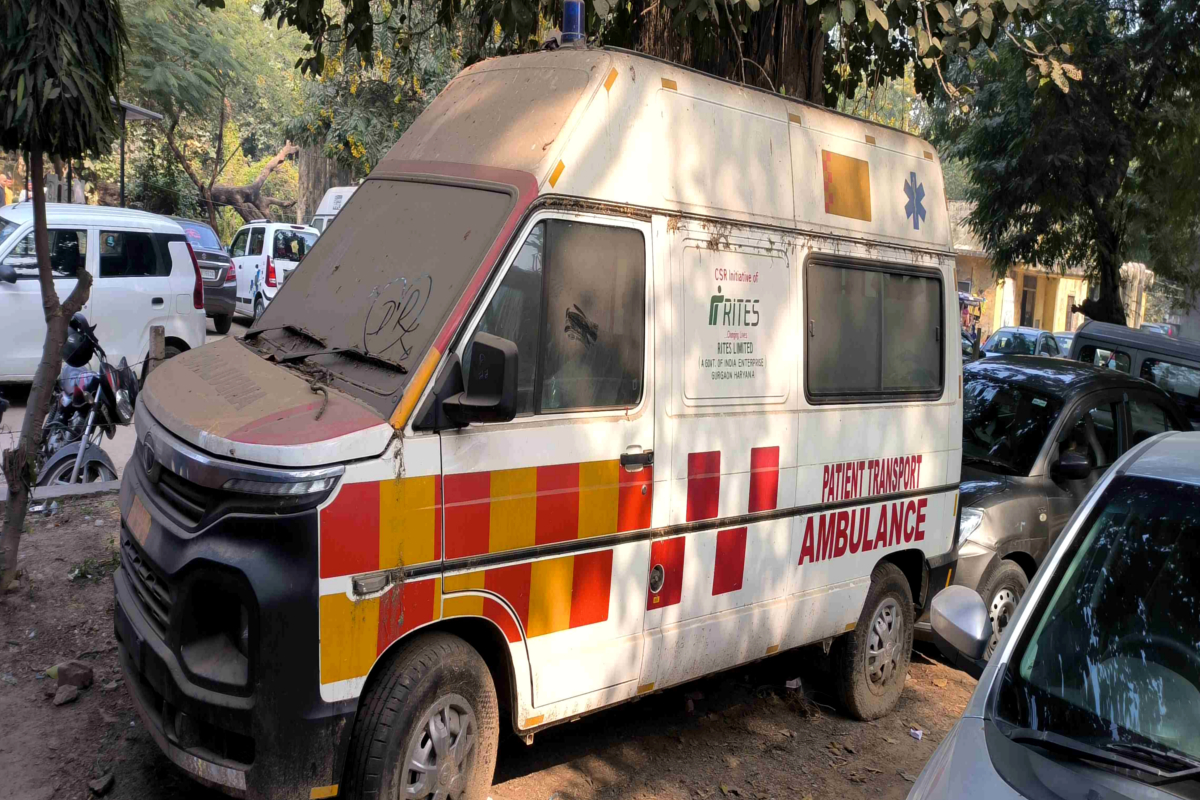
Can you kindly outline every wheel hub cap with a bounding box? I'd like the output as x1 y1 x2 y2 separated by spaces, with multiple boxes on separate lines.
401 694 476 800
865 598 903 692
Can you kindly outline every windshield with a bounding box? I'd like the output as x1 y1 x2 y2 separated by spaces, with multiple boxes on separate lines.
985 330 1038 355
178 220 224 251
272 229 317 261
963 375 1063 475
253 179 515 414
0 216 21 249
997 474 1200 764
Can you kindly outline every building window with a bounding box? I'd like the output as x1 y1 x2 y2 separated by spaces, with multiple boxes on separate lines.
806 260 944 402
957 279 972 294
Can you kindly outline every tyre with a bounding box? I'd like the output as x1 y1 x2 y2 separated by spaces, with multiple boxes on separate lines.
253 296 265 323
341 633 499 800
164 344 183 360
978 560 1029 660
213 314 232 335
832 562 915 720
39 458 117 486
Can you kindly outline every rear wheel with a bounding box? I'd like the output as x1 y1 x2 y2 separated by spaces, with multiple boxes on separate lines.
979 560 1029 660
39 459 117 486
341 633 499 800
213 314 232 335
253 296 265 323
832 562 914 720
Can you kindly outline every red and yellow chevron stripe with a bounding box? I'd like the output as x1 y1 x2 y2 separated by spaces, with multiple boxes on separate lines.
319 475 443 579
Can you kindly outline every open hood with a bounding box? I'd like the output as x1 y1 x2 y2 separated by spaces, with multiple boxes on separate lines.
141 337 394 468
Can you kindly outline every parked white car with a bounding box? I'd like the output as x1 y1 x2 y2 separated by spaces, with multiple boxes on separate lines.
0 203 206 382
308 185 356 235
227 220 318 322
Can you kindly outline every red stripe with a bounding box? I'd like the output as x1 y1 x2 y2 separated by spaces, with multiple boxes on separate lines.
319 482 380 578
569 550 613 628
535 464 580 545
226 397 383 445
617 465 653 532
433 476 443 560
686 451 721 522
483 597 522 643
485 562 531 632
748 446 780 513
376 577 437 655
712 527 748 596
444 472 491 559
647 536 686 609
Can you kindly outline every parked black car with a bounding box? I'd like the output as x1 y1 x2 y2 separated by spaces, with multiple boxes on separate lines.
170 217 235 334
917 356 1190 656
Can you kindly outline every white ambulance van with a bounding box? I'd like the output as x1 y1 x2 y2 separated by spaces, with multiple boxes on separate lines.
115 48 962 800
309 185 358 235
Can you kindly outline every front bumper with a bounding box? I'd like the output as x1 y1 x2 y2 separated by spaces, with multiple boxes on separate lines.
114 461 355 799
203 282 236 318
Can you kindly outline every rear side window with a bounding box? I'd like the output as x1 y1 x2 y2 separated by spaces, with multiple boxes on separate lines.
1129 397 1179 445
1141 358 1200 424
1078 344 1131 373
806 261 943 400
248 227 265 256
465 218 646 414
273 230 317 261
1 229 86 280
98 231 165 278
1043 335 1061 356
230 229 249 257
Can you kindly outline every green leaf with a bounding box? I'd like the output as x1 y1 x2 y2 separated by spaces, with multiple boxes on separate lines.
744 0 759 12
841 0 856 24
1024 37 1037 51
917 27 931 54
821 3 839 29
864 0 889 29
16 74 24 107
1002 0 1016 11
1061 42 1073 55
1051 64 1069 92
988 47 999 61
1061 63 1082 80
979 17 992 37
594 0 612 15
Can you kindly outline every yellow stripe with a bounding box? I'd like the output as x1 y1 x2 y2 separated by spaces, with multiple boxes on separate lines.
523 714 545 728
766 644 780 655
527 555 574 638
319 593 380 685
444 571 486 592
787 112 802 124
604 68 618 92
845 621 857 632
490 468 536 553
822 150 872 222
577 460 619 539
661 78 677 90
379 475 438 570
945 568 954 589
865 134 876 145
389 346 441 429
443 594 485 618
310 785 339 799
637 682 655 695
923 150 934 160
548 160 566 188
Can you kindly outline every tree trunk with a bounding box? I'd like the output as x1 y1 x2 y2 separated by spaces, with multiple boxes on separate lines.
0 151 93 593
1076 251 1128 326
297 146 354 225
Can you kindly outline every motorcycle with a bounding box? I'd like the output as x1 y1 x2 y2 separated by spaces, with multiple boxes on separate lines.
36 313 139 486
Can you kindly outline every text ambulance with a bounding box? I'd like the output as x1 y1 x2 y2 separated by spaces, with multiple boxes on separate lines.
114 47 962 800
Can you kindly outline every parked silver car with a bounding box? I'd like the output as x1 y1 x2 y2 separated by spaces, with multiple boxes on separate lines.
910 431 1200 800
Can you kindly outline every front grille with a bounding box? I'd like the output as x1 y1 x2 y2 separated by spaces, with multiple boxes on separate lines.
121 533 174 638
156 469 207 525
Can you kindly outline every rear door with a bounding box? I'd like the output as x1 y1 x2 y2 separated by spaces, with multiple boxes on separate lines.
270 227 316 286
439 212 655 709
229 228 250 314
1045 391 1126 548
0 225 91 379
90 228 173 367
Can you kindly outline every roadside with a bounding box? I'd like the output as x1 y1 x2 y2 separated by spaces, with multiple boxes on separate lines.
0 319 249 489
0 502 976 800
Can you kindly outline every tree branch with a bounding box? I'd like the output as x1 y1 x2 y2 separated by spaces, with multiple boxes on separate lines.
163 117 205 194
250 142 299 191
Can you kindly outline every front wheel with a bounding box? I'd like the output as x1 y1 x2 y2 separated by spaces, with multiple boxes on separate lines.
979 560 1029 660
341 633 499 800
832 562 915 720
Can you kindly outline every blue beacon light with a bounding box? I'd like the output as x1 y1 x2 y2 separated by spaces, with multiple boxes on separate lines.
562 0 585 43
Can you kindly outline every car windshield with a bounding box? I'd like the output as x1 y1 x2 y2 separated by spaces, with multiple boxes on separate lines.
963 375 1062 475
996 474 1200 768
252 179 515 415
178 221 223 251
0 216 21 249
985 330 1039 355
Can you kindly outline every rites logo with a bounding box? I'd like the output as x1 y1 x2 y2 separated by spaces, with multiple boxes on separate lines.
708 286 761 327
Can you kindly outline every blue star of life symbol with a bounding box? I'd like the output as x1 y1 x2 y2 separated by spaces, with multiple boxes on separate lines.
904 172 926 231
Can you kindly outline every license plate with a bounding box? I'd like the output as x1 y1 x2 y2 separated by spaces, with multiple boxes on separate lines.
127 495 152 547
201 269 217 281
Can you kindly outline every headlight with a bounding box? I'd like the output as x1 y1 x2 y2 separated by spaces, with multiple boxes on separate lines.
221 476 338 496
959 507 985 544
115 388 134 423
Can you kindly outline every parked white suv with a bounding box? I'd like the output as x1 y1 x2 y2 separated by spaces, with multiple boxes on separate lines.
227 220 318 322
0 203 207 382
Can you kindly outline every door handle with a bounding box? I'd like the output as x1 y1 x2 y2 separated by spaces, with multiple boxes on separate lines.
151 297 164 306
620 450 654 470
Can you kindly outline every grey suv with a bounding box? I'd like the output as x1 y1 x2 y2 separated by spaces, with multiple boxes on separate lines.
171 217 234 334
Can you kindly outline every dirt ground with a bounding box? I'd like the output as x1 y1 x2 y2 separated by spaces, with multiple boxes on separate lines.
0 495 976 800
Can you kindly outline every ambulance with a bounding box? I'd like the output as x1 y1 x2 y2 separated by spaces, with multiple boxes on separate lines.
114 47 962 800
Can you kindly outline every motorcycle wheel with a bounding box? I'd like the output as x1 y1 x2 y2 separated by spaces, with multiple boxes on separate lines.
39 459 117 486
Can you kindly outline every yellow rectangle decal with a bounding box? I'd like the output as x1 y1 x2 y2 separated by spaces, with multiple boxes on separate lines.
319 593 380 685
490 468 537 553
527 556 574 638
578 460 619 539
310 785 338 799
379 475 438 569
821 150 872 222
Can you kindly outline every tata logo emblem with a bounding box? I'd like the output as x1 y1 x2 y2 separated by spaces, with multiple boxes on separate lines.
141 436 162 484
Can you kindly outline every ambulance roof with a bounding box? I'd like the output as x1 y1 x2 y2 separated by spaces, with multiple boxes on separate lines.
380 47 952 252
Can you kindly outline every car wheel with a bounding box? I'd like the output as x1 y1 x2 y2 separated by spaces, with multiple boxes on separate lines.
979 560 1029 660
253 296 265 323
832 561 914 720
213 314 232 335
341 633 499 800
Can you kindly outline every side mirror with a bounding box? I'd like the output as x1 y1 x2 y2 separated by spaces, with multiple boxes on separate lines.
0 262 17 283
442 333 518 425
1053 449 1092 481
931 586 993 679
